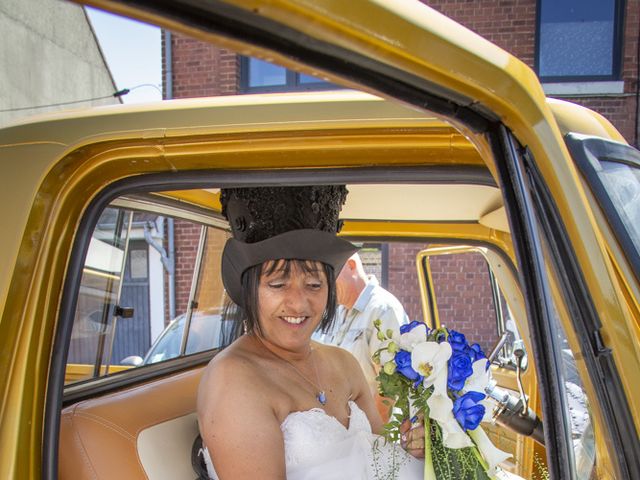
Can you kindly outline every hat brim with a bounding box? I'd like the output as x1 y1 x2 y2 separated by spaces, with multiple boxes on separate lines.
221 229 358 307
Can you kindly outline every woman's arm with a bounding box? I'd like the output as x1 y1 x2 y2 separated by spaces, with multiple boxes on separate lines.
197 355 286 480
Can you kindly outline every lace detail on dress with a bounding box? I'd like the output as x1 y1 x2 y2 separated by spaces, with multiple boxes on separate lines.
280 400 372 467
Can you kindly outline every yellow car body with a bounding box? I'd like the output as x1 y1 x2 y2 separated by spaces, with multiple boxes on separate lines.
0 1 638 478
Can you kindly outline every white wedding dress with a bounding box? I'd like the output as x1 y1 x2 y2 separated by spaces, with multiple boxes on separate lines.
202 400 424 479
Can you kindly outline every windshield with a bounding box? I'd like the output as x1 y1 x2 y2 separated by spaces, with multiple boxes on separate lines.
597 160 640 246
566 134 640 276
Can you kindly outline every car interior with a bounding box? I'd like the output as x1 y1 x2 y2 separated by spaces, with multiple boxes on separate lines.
57 161 550 479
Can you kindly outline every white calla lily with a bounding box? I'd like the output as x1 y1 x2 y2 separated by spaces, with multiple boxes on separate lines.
426 384 452 424
427 383 474 449
468 426 512 474
439 415 474 448
398 323 428 351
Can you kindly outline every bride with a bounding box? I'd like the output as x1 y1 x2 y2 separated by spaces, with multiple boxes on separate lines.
197 185 425 479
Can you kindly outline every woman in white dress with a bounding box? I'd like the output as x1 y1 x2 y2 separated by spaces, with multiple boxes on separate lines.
197 186 425 480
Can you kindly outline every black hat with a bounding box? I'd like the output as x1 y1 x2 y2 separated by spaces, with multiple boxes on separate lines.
220 186 357 306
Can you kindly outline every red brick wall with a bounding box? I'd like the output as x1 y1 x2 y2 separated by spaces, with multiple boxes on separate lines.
164 31 239 98
387 243 425 323
423 0 639 146
167 224 231 320
622 2 640 97
172 220 203 315
430 254 499 352
570 96 638 143
423 0 537 65
387 243 499 353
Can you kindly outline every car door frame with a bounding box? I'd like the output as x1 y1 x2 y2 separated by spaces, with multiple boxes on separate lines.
28 1 640 478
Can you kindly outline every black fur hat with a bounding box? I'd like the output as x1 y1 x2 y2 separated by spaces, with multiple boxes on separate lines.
220 186 357 306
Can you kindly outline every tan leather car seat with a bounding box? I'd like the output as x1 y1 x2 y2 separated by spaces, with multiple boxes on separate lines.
59 367 204 479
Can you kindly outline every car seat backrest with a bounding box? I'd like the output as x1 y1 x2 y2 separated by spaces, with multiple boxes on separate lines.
59 367 204 479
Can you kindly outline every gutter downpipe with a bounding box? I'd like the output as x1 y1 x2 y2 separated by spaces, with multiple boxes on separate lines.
164 29 176 320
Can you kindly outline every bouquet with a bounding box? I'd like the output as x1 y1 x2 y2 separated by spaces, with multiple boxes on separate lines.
373 320 511 480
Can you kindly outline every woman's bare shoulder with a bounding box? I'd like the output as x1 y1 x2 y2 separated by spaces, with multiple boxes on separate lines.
198 338 267 413
210 337 258 372
313 341 362 370
197 338 286 478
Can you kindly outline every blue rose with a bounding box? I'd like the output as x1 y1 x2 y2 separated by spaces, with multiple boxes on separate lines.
394 350 420 380
447 330 468 352
448 352 473 391
400 320 424 334
468 343 486 362
453 391 486 431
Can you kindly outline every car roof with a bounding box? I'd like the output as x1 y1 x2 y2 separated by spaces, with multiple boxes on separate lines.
0 90 620 276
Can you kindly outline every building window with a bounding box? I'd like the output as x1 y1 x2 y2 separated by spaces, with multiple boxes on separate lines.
240 57 337 92
535 0 624 82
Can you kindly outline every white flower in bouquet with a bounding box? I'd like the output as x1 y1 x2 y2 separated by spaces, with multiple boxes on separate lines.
399 322 429 351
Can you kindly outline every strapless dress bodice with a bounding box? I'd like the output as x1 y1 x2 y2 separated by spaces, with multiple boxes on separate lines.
203 400 423 479
280 400 372 467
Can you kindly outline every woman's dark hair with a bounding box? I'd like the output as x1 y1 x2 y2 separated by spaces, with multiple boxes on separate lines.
219 259 337 346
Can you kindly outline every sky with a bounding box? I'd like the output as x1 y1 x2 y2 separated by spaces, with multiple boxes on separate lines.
85 7 162 104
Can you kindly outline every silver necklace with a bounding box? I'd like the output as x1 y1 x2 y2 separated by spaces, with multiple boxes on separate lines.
256 336 327 405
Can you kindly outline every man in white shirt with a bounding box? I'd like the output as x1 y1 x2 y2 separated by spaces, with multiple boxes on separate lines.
317 252 409 416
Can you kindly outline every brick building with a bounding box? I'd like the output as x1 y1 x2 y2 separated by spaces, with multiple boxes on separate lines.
161 0 639 350
163 0 639 145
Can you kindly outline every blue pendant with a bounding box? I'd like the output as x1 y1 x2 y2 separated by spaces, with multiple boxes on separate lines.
317 391 327 405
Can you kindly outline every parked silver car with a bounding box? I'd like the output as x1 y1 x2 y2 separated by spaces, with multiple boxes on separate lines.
122 310 223 366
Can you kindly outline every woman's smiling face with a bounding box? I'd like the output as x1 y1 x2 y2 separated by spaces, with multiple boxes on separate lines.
257 260 328 351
